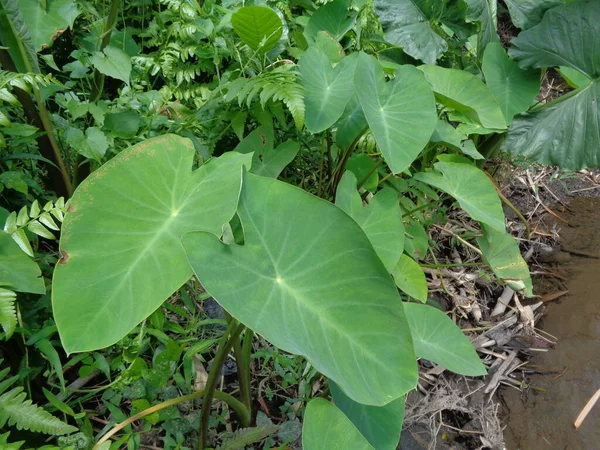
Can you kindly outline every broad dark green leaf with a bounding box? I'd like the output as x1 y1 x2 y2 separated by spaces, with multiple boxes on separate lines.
504 0 600 170
504 0 566 29
464 0 499 57
414 159 505 232
391 254 427 302
346 153 378 192
231 6 283 53
419 65 506 130
299 49 358 133
356 53 437 174
404 302 486 376
53 135 252 353
304 0 357 45
303 398 375 450
477 225 533 295
330 382 405 450
184 172 417 405
0 231 45 294
334 95 367 151
509 0 599 79
336 172 404 272
373 0 447 64
482 42 540 124
19 0 79 51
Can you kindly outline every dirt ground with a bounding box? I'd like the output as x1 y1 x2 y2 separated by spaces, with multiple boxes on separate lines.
502 197 600 449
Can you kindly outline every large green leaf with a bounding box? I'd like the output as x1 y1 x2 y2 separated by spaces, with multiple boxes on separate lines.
53 136 251 353
419 65 507 130
477 225 533 295
330 383 405 450
504 0 566 29
414 158 505 232
355 53 437 174
18 0 79 51
503 0 600 169
0 231 44 294
335 172 404 272
482 42 540 124
302 398 375 450
391 254 427 302
231 6 283 53
304 0 357 45
0 0 40 73
183 172 417 406
334 94 367 150
404 302 486 375
464 0 499 57
373 0 447 64
299 49 358 133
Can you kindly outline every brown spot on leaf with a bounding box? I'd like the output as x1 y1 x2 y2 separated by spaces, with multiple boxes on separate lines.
257 131 266 146
59 250 69 265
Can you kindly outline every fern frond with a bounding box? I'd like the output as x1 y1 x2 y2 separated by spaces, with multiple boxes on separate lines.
0 70 61 93
0 288 17 340
0 431 25 449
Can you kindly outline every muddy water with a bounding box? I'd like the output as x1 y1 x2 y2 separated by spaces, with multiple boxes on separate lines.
504 198 600 449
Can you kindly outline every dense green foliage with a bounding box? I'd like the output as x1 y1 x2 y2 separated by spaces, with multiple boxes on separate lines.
0 0 597 448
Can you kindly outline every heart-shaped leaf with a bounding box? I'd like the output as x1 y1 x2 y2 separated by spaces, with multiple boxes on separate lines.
303 398 375 450
404 302 486 376
414 159 505 232
90 46 131 85
391 254 427 302
0 231 45 294
231 6 283 53
299 49 358 133
335 94 367 151
504 0 566 30
53 136 252 353
419 65 507 130
355 53 437 174
331 382 405 450
184 172 417 406
482 42 540 124
304 0 357 45
336 171 404 272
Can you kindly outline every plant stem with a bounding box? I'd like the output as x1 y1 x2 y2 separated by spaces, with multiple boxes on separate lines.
483 171 531 238
357 159 383 190
240 329 254 412
199 319 246 449
90 0 122 103
420 262 486 268
92 388 248 450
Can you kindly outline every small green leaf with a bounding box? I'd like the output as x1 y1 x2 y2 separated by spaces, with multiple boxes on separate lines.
414 160 505 232
430 121 484 160
91 46 131 84
104 112 141 139
0 288 17 340
231 6 283 53
0 231 44 294
331 382 405 450
356 53 437 174
392 254 427 302
403 222 429 261
404 302 487 376
302 398 375 450
65 127 108 163
27 221 55 240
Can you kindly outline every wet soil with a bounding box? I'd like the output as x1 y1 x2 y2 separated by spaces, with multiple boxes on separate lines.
503 197 600 449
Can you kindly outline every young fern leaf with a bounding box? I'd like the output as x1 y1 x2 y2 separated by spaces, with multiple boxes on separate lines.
0 360 77 435
0 288 17 340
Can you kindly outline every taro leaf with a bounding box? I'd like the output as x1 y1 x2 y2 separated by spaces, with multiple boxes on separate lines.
391 254 427 302
414 159 505 232
335 172 404 272
303 398 375 450
90 46 131 84
430 120 484 160
464 0 499 57
346 153 378 192
477 224 533 295
183 172 417 405
373 0 468 64
52 135 252 353
330 382 405 450
0 231 45 294
299 49 358 133
234 125 298 178
304 0 357 45
19 0 80 51
334 94 367 151
356 53 437 174
504 0 566 30
558 66 590 89
404 302 486 376
419 65 506 130
231 6 283 53
314 31 345 63
482 42 540 125
502 0 600 170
